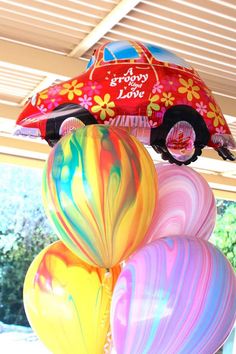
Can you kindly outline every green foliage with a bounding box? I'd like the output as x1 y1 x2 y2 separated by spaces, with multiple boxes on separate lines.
0 232 57 326
211 199 236 271
0 164 57 326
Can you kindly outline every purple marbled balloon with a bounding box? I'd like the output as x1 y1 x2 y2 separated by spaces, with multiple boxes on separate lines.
111 237 236 354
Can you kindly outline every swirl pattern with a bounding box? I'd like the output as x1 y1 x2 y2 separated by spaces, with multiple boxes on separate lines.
111 237 236 354
43 125 157 268
24 241 121 354
145 163 216 242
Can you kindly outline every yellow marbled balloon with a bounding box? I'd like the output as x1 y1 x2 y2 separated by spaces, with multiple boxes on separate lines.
42 125 157 268
23 241 121 354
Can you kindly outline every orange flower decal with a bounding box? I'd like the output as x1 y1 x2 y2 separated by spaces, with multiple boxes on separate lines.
178 78 200 101
207 103 225 127
37 89 48 105
91 94 115 120
161 92 175 107
60 80 84 100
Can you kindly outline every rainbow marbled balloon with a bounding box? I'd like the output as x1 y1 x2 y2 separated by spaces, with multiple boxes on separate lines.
24 241 121 354
111 237 236 354
42 125 157 268
145 163 216 242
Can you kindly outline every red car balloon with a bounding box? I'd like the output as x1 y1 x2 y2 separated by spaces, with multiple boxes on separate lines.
15 40 235 165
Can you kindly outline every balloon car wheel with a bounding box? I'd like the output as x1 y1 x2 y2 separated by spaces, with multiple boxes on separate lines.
45 103 97 147
151 105 210 165
152 143 203 166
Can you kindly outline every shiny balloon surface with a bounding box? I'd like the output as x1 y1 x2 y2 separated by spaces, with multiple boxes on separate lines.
145 163 216 242
24 241 121 354
111 237 236 354
43 125 157 268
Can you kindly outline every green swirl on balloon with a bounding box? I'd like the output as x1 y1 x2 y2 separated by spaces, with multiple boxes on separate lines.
42 125 157 268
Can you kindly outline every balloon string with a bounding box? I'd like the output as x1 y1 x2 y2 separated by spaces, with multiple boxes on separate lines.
103 331 113 354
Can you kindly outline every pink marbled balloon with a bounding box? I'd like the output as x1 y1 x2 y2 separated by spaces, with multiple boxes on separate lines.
145 163 216 242
111 237 236 354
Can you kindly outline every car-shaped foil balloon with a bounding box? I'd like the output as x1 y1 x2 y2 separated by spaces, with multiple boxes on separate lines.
15 40 236 165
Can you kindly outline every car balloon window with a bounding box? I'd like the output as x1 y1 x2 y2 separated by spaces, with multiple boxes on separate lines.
86 55 95 70
104 41 140 61
145 43 191 68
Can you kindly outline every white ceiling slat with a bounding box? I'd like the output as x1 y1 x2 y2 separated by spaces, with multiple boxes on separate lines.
171 0 236 22
107 26 236 69
30 0 103 19
68 0 142 57
0 74 43 86
136 5 236 44
209 0 236 11
0 68 42 81
126 12 236 51
0 0 97 27
168 0 236 28
0 77 38 89
116 20 236 62
68 0 119 11
0 8 91 34
141 1 236 34
0 14 89 40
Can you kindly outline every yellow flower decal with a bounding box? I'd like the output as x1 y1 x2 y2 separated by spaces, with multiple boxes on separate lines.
91 94 115 120
178 78 200 101
161 92 175 107
147 95 160 117
60 80 84 100
207 103 225 127
37 89 48 105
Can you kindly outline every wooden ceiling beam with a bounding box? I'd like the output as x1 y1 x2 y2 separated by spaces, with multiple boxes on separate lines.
0 40 87 78
0 135 50 154
0 103 22 120
0 152 45 169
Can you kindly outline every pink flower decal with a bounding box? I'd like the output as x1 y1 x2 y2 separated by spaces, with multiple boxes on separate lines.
152 81 163 94
162 76 179 91
216 126 226 134
196 101 207 115
84 81 102 96
78 94 92 109
48 85 61 97
44 97 62 110
38 105 47 114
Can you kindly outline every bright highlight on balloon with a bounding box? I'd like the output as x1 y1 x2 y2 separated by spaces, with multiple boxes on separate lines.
42 125 157 268
24 241 121 354
111 236 236 354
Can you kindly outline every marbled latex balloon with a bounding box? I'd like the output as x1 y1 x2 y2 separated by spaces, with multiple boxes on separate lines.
111 237 236 354
42 125 157 268
145 163 216 242
24 241 121 354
